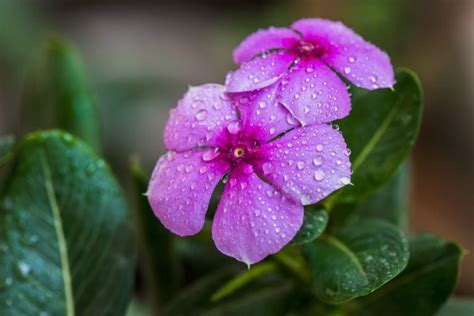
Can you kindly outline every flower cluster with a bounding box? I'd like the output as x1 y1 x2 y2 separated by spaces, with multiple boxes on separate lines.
148 18 394 265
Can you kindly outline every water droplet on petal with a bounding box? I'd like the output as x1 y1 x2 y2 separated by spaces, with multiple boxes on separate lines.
344 67 351 74
202 149 220 161
348 56 356 63
286 113 299 125
314 169 326 181
262 162 274 175
316 144 324 152
227 121 241 135
242 164 254 174
340 177 351 185
313 156 323 166
199 166 208 174
297 161 305 170
259 101 267 108
195 109 208 121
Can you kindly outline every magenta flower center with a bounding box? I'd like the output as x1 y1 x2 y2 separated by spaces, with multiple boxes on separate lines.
293 40 327 59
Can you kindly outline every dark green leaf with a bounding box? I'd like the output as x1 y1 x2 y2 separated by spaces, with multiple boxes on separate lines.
303 219 408 304
162 266 294 316
0 136 15 167
211 262 277 302
202 282 294 316
292 205 328 245
22 37 100 150
161 268 238 316
0 130 135 315
354 234 464 316
336 69 422 202
340 162 410 231
130 157 182 305
437 298 474 316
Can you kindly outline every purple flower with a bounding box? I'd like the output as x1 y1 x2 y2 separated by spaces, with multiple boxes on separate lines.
226 18 395 126
147 83 351 265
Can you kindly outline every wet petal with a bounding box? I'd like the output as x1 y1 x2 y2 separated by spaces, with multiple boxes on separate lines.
164 84 238 151
292 18 395 89
255 124 351 205
212 170 303 265
226 51 295 93
233 84 300 142
233 27 300 64
278 59 350 125
148 150 229 236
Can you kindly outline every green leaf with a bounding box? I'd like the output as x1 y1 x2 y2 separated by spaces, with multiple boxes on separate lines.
162 266 295 316
0 130 135 315
211 262 277 302
303 219 409 304
202 282 294 316
292 205 328 245
0 136 15 167
130 157 182 306
336 69 422 202
339 162 410 231
22 37 100 150
161 268 238 316
437 298 474 316
354 234 464 316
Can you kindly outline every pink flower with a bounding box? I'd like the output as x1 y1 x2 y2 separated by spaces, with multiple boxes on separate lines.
147 83 351 265
226 18 395 126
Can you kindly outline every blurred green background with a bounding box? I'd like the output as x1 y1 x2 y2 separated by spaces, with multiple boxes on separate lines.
0 0 472 296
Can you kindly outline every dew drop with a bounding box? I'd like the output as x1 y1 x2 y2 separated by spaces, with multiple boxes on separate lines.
195 109 208 121
313 156 323 166
258 101 267 109
348 56 356 63
297 161 305 170
15 261 32 280
340 177 351 185
202 149 220 161
344 67 351 74
286 114 298 125
199 166 208 174
262 162 274 175
227 121 241 135
314 169 326 181
316 144 324 152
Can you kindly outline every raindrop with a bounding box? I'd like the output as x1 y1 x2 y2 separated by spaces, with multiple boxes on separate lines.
258 101 267 108
340 177 351 185
313 156 323 166
297 161 305 170
348 56 356 63
195 109 208 121
242 164 254 174
227 121 241 135
262 162 274 175
202 149 220 161
344 67 351 74
14 261 32 280
314 169 326 181
199 166 208 174
286 114 298 125
269 127 276 135
316 144 324 152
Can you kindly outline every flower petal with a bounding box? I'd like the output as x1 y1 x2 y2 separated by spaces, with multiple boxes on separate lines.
292 18 395 89
212 170 303 265
233 27 300 64
278 59 350 125
164 84 238 151
148 150 229 236
255 124 351 205
234 84 300 142
225 52 295 93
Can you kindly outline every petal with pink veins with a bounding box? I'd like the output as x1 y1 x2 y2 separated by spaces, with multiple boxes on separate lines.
164 84 238 151
233 27 300 64
255 124 351 205
278 59 351 125
212 171 303 265
292 18 395 89
226 51 295 93
148 150 229 236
